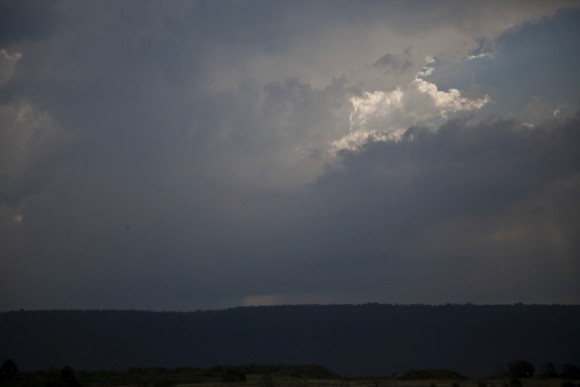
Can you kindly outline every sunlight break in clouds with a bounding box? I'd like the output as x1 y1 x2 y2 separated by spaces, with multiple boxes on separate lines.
334 60 490 151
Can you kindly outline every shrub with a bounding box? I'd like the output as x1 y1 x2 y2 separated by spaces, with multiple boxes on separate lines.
561 364 580 380
509 378 522 387
0 359 19 382
399 369 467 380
507 360 534 378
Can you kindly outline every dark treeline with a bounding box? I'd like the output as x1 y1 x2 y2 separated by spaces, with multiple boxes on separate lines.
2 361 580 387
0 363 337 387
1 304 579 377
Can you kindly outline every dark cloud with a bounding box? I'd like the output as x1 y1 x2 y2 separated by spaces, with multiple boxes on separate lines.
374 47 413 75
252 117 580 304
4 115 578 309
0 1 58 47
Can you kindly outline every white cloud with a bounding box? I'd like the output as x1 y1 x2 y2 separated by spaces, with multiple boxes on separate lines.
335 65 490 151
417 56 436 77
466 52 494 60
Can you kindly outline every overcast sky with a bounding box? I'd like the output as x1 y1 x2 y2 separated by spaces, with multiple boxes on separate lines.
1 1 579 311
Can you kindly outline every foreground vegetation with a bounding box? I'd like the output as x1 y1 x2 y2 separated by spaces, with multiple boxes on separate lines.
2 362 579 387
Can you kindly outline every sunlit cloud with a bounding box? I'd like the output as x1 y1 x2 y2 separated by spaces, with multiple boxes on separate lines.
334 60 490 151
466 52 494 60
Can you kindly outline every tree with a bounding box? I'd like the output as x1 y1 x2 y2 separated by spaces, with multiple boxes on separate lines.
0 359 18 381
507 360 535 378
561 364 580 380
540 362 557 377
60 366 81 387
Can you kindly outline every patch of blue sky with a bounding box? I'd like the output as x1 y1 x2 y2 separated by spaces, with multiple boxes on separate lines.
431 8 580 122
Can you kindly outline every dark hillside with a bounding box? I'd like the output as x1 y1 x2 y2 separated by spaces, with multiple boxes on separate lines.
1 304 579 377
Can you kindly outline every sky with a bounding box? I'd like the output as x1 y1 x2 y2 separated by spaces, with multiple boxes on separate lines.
1 0 579 311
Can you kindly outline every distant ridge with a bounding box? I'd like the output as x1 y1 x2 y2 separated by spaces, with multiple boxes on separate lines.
1 304 579 377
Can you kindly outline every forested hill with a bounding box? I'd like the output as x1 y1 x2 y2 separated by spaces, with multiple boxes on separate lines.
1 304 579 377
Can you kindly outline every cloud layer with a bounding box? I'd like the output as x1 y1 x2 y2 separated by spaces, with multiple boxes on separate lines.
0 1 579 310
340 66 490 150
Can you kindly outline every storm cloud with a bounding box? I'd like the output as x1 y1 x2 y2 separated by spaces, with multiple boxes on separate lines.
0 0 579 310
